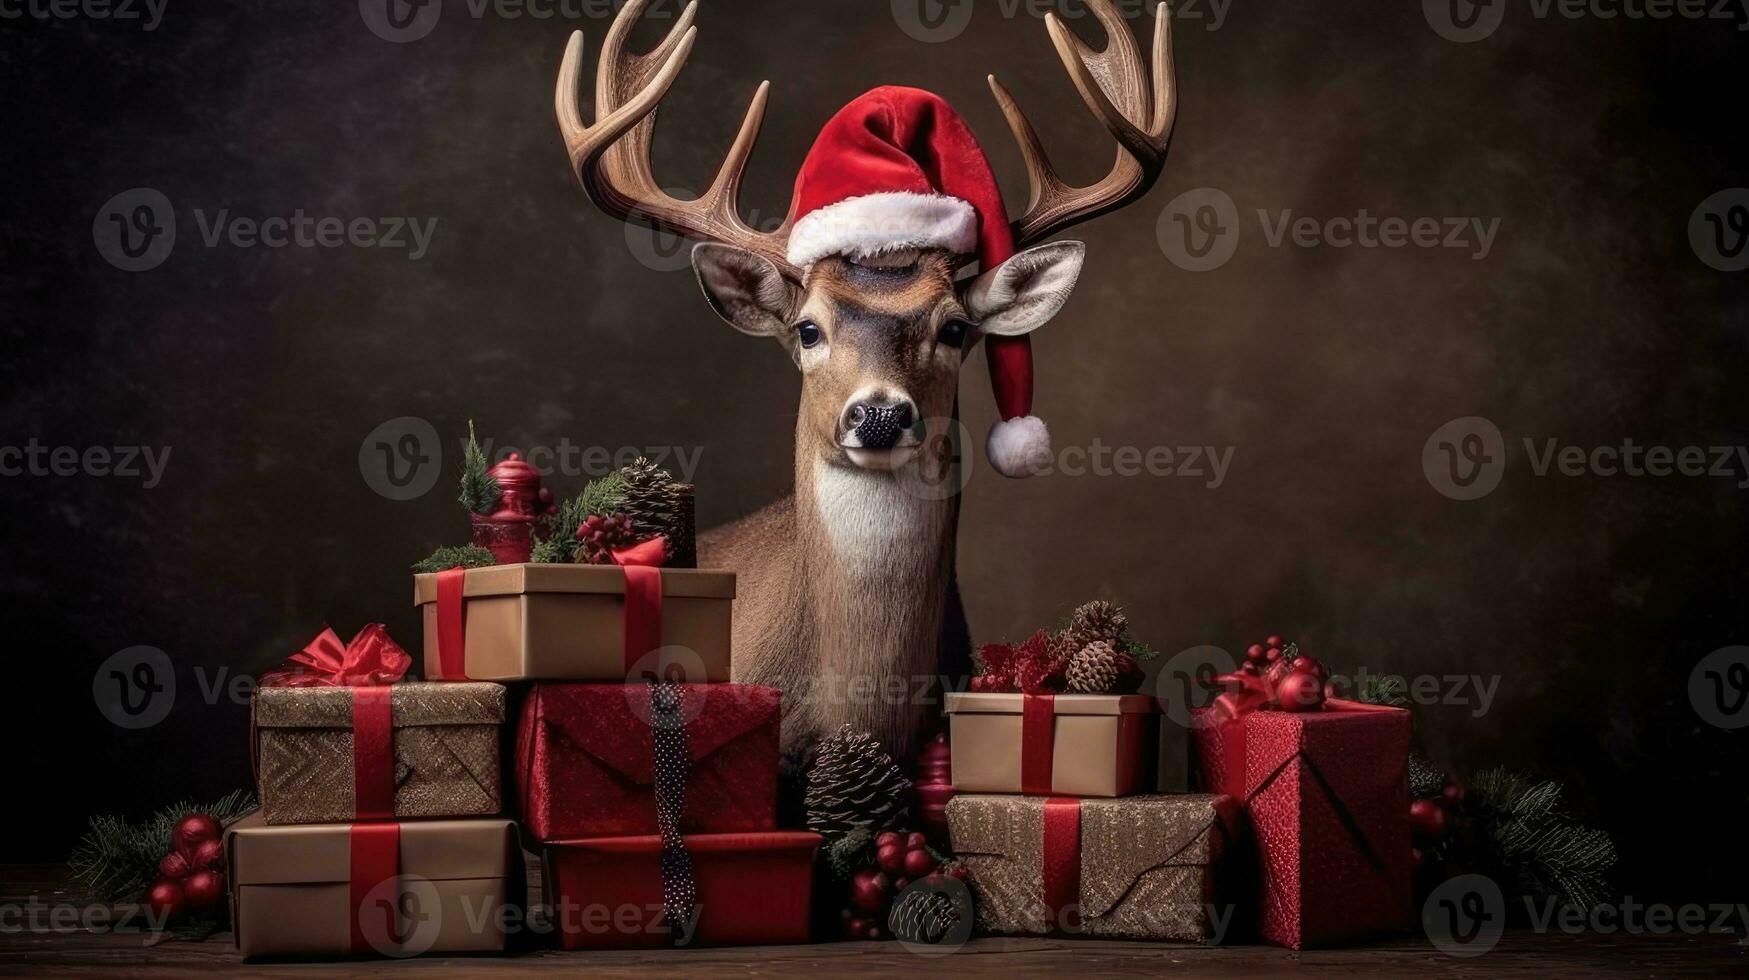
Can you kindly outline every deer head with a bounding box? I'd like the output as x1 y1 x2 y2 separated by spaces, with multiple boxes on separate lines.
556 0 1177 479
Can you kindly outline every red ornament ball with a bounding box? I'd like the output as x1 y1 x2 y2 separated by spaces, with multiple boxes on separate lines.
172 813 221 856
158 852 190 881
188 838 226 872
1245 643 1265 662
903 848 939 879
144 878 186 925
1265 634 1284 647
849 870 891 914
876 841 906 875
182 870 225 911
1292 656 1329 681
1275 672 1326 712
906 832 927 851
1265 646 1283 662
1409 799 1449 840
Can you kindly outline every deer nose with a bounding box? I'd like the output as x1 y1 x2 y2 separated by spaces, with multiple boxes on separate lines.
843 398 916 450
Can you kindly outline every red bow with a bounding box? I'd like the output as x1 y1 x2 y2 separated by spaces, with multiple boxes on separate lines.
610 536 668 568
1210 668 1274 722
261 624 411 688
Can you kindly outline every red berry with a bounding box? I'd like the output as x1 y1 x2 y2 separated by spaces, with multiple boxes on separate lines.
906 832 927 851
1265 635 1284 647
1409 799 1448 840
1442 781 1465 804
1292 656 1328 681
143 879 186 926
876 831 901 848
1245 644 1265 661
188 838 225 872
867 925 883 941
903 848 939 878
849 870 890 913
846 916 870 940
876 842 906 875
1411 847 1425 869
182 870 224 911
172 814 221 856
1275 672 1326 712
158 852 190 881
1265 646 1282 662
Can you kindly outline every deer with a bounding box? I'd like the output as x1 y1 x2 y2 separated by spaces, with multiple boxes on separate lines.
555 0 1177 771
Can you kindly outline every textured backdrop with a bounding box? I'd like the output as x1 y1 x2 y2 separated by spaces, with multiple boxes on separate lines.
2 0 1745 900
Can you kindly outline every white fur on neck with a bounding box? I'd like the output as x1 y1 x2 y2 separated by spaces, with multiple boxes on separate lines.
810 457 946 576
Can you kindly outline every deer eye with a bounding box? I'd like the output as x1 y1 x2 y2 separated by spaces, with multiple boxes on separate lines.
937 320 969 350
796 320 823 348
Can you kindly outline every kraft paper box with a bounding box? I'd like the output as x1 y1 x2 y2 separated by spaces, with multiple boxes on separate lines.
253 682 505 825
412 563 735 682
944 692 1153 797
225 812 520 960
948 793 1239 941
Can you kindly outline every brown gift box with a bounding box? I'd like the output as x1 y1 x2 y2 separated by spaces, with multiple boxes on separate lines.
225 812 520 959
944 692 1153 797
253 682 505 825
412 563 735 682
948 793 1239 942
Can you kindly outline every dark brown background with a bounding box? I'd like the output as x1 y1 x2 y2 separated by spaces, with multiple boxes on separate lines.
1 0 1744 902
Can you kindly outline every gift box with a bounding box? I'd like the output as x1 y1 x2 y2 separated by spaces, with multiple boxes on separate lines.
516 683 781 841
253 681 505 825
948 793 1238 941
1191 699 1412 948
944 692 1152 797
543 832 819 949
225 812 520 959
412 563 734 682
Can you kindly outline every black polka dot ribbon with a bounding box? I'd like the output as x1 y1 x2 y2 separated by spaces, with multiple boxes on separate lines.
649 681 697 945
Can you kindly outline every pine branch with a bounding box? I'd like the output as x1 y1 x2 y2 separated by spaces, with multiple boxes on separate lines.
458 420 501 515
411 544 495 573
69 791 256 904
1463 767 1617 912
1356 673 1411 708
824 827 875 880
577 472 627 520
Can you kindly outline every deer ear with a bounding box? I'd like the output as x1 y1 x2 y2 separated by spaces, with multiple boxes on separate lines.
963 241 1086 337
692 243 799 339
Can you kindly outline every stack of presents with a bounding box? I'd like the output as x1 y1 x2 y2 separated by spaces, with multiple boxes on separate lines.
222 459 1417 957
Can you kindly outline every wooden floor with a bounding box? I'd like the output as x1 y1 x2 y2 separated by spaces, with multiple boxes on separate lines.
2 866 1743 977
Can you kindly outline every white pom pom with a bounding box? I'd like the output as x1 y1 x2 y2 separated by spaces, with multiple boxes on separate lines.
987 416 1051 478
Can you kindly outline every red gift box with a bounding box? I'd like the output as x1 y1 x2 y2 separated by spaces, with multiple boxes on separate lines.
1192 699 1412 949
516 683 781 841
543 832 819 949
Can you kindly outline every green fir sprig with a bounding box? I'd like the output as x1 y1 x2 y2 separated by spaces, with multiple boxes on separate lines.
530 474 628 564
412 544 495 573
1464 767 1617 912
458 420 501 515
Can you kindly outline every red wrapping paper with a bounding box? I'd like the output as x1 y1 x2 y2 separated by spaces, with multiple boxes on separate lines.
516 683 781 841
544 832 819 949
1191 699 1412 949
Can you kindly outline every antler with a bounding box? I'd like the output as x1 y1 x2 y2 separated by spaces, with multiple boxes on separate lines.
988 0 1177 250
555 0 799 280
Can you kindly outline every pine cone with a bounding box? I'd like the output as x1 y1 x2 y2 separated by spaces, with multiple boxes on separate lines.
1066 600 1128 648
574 512 638 564
888 885 969 946
804 725 912 837
1409 754 1447 800
1065 640 1123 694
617 458 697 568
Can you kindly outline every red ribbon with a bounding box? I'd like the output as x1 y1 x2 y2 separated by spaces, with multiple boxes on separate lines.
348 822 401 954
613 537 668 677
352 686 396 820
434 567 469 681
1209 668 1274 722
260 624 410 689
1021 693 1055 795
1041 797 1082 932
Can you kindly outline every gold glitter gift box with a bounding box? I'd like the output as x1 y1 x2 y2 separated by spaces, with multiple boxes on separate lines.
948 793 1242 942
253 682 506 825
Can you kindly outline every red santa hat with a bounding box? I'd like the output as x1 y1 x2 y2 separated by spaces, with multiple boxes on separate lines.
787 86 1048 479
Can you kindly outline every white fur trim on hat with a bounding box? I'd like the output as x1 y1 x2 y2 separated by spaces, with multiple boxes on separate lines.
787 192 978 268
987 415 1050 478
